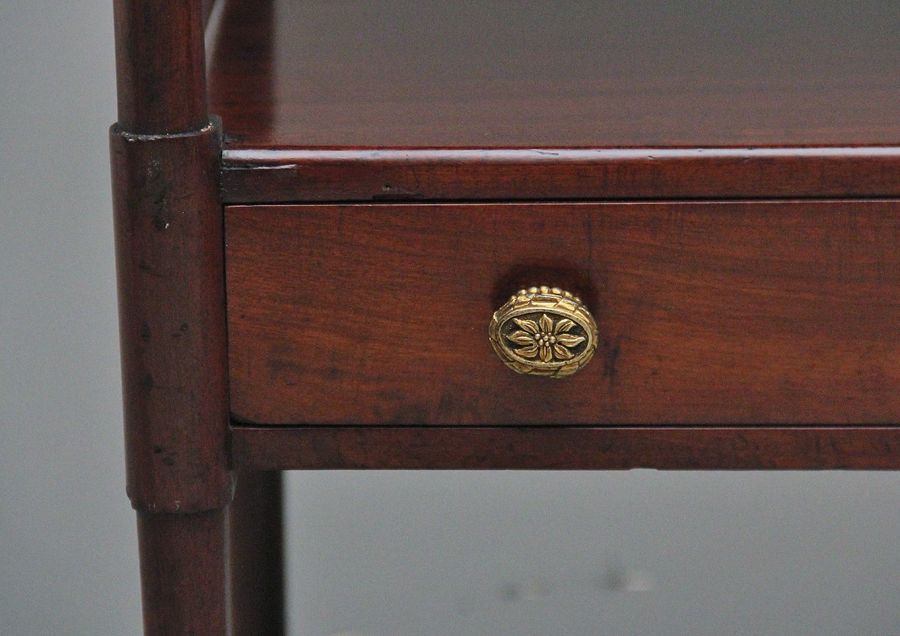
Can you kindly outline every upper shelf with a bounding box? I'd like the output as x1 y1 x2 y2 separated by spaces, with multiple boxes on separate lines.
208 0 899 150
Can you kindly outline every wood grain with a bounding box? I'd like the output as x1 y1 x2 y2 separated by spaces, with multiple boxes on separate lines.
226 202 900 426
231 426 900 470
228 471 284 635
113 2 234 631
114 0 208 134
208 0 900 148
221 147 900 203
112 123 232 513
138 511 228 635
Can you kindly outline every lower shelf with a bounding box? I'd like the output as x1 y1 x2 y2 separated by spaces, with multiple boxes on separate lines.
230 425 900 471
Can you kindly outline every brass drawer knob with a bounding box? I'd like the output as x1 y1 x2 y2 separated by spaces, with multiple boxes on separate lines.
489 286 598 378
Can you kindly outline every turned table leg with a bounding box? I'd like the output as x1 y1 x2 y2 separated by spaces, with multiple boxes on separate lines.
138 511 229 634
229 471 285 635
112 118 232 633
112 3 232 630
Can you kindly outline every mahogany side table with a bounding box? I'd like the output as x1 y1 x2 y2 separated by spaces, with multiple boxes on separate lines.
111 1 900 633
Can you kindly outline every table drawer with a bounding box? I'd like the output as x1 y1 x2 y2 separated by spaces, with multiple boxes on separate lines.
225 202 899 425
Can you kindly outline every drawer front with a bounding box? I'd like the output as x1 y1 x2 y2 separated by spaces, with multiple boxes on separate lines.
225 202 899 425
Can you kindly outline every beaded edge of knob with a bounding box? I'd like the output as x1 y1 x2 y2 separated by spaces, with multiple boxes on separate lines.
489 286 598 378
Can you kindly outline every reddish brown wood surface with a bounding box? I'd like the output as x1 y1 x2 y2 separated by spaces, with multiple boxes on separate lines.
112 124 232 513
114 1 233 633
138 511 228 635
231 426 900 470
208 0 900 148
211 0 900 202
114 0 209 134
221 147 900 203
228 471 284 636
226 202 900 426
207 0 273 138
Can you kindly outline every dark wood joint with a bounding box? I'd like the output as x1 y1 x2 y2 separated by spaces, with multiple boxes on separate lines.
111 121 233 514
231 426 900 471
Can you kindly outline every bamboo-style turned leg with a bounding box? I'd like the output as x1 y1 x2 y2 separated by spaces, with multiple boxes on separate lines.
112 2 231 633
229 471 285 635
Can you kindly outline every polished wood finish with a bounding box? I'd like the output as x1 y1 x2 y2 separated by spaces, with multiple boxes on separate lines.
208 0 900 148
228 472 284 636
113 0 237 632
222 147 900 203
211 0 900 203
114 0 209 134
112 124 232 513
232 426 900 471
116 1 900 631
226 201 900 426
138 511 228 635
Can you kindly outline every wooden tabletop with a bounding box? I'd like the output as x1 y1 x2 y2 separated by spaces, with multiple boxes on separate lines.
208 0 900 149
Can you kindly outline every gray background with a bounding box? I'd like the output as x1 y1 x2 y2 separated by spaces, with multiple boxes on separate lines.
1 2 898 635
